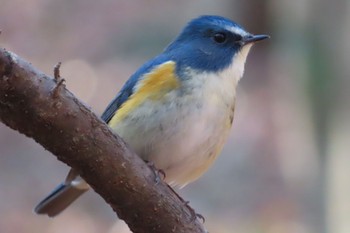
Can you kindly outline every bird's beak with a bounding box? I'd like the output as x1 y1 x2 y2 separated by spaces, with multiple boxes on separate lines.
242 34 270 44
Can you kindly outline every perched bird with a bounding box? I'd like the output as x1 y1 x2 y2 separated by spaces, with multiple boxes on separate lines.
35 15 269 217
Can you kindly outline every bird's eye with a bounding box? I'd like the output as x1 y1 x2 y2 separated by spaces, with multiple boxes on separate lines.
213 33 227 44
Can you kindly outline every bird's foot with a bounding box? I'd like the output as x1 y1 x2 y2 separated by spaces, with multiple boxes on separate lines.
145 161 166 184
183 200 205 223
167 184 205 223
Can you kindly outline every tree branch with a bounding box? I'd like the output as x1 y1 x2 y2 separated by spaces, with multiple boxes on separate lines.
0 48 206 233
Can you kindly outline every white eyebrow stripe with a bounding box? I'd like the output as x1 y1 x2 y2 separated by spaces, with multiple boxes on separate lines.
225 26 249 36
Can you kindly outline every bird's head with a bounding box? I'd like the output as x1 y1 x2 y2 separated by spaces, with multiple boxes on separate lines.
165 15 269 75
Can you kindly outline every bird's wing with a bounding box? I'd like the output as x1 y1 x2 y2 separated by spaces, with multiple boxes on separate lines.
101 56 179 124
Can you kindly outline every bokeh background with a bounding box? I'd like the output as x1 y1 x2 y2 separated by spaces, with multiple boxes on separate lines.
1 0 349 232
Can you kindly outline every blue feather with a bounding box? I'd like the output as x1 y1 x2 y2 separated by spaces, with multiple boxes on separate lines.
101 15 246 123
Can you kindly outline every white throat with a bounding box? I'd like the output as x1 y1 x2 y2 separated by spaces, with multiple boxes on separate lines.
181 44 254 104
202 44 254 106
224 44 253 85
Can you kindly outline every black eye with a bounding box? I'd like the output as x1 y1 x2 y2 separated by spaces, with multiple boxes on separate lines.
213 33 227 43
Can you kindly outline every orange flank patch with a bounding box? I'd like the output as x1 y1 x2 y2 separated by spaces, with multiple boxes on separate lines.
109 61 180 126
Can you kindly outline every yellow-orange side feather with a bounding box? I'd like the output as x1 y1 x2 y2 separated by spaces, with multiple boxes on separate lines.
108 61 180 127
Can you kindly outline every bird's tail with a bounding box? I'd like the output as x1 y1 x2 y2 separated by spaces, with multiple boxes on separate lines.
34 169 89 217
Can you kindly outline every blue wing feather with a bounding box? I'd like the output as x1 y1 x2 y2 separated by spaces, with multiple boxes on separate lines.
101 54 172 123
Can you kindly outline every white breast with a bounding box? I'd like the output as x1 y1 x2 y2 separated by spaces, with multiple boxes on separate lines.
114 46 253 187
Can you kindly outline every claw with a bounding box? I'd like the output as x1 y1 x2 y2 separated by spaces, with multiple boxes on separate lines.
184 200 205 223
146 161 166 184
145 161 205 222
166 184 205 223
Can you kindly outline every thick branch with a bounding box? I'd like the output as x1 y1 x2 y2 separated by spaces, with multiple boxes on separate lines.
0 48 206 233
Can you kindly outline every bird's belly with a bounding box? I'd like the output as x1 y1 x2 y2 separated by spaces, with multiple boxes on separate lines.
113 91 235 187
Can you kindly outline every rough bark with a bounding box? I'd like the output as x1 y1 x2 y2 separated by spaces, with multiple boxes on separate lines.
0 48 206 233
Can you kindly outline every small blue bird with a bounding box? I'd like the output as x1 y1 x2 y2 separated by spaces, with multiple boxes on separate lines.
35 15 269 217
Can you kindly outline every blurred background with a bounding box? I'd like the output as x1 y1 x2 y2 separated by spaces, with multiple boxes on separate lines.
1 0 349 232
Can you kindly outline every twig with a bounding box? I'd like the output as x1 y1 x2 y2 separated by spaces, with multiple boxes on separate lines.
52 62 65 98
54 62 62 81
0 48 206 233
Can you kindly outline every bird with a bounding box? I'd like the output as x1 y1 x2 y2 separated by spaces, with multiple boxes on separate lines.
34 15 269 217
